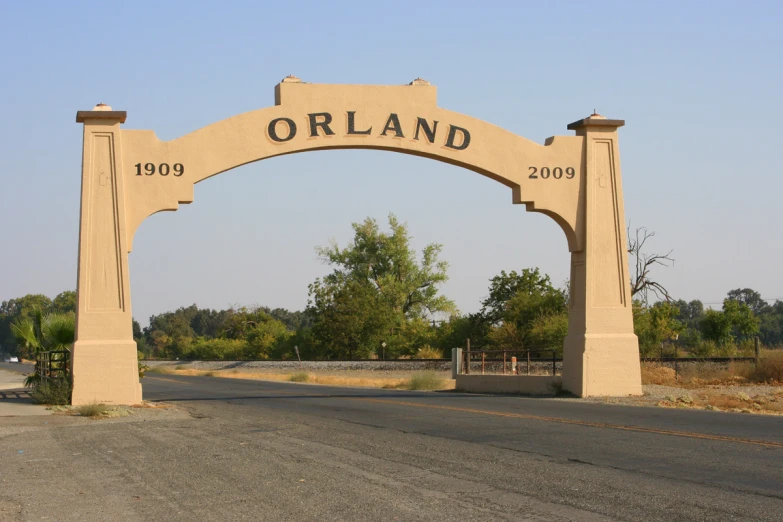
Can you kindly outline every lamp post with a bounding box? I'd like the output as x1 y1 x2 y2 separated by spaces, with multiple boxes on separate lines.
381 342 387 360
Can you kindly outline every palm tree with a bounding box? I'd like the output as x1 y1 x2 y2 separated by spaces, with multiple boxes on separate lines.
10 308 75 387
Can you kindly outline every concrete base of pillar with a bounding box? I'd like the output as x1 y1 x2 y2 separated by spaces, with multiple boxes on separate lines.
561 333 642 397
71 340 142 405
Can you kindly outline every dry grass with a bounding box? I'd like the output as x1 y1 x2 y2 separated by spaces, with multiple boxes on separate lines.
640 355 783 388
747 351 783 383
656 389 783 414
288 372 310 382
413 346 444 359
75 403 111 417
640 364 677 385
404 371 448 390
146 365 456 390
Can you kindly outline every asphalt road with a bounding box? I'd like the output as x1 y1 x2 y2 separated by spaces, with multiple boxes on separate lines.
1 369 782 521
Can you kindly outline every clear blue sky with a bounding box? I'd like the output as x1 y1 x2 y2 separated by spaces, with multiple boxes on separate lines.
1 1 782 325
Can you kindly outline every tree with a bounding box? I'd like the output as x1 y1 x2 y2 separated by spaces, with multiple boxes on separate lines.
673 299 704 327
700 299 759 345
633 301 684 356
307 275 394 359
52 291 77 313
726 288 770 316
315 214 455 319
0 294 54 352
479 268 568 351
759 300 783 346
627 226 674 302
308 214 455 358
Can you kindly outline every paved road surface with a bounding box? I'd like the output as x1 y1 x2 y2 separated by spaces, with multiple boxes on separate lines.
1 369 782 521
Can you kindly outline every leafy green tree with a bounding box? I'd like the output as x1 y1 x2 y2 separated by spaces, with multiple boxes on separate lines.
52 291 77 313
759 301 783 346
315 214 455 319
244 317 293 359
700 299 759 345
479 268 568 350
726 288 770 316
308 275 394 359
0 294 54 352
633 301 683 356
308 214 454 358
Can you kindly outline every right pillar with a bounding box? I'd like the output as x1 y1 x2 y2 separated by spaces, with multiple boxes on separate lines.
561 114 642 397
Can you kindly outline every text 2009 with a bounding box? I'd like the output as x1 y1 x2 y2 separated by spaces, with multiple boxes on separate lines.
528 167 575 179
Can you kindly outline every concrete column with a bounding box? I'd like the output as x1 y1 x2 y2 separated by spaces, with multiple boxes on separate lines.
451 348 463 379
561 114 642 397
71 105 142 405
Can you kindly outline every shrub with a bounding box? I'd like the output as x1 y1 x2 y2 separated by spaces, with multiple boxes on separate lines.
690 340 718 358
30 378 71 405
413 346 443 359
288 372 310 382
406 371 446 390
75 403 110 417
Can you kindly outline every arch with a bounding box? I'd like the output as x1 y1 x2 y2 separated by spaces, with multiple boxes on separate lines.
71 78 642 405
120 80 584 252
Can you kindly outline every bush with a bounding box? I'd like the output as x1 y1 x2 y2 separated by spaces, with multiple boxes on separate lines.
413 346 443 359
30 378 71 405
406 371 446 390
690 340 718 357
288 372 310 382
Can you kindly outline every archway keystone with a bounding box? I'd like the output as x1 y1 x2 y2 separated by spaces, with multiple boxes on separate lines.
72 79 642 405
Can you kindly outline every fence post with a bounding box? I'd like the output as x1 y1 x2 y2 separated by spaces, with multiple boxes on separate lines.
674 345 679 381
503 351 507 374
552 350 556 376
451 348 462 379
527 351 531 375
481 352 485 375
465 339 470 375
755 336 760 367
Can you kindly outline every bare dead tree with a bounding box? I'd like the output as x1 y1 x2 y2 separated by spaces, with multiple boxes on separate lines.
627 225 674 303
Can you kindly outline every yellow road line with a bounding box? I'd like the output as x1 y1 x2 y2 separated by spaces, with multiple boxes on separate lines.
352 397 783 449
146 376 188 385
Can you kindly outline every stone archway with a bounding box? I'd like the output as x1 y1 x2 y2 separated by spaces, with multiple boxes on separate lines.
72 76 641 405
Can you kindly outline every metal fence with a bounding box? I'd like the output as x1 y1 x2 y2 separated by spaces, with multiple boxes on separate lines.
463 348 560 376
35 350 70 381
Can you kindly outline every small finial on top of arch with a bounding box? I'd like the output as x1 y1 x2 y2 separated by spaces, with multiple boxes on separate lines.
409 78 430 86
94 103 112 111
589 109 605 119
281 75 302 83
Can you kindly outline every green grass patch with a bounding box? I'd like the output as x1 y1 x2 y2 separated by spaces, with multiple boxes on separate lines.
288 372 310 382
405 371 446 390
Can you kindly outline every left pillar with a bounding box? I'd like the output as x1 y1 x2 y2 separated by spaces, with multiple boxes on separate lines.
71 105 142 406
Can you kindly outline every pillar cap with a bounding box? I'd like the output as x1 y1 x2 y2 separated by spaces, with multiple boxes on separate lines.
76 105 127 123
567 112 624 130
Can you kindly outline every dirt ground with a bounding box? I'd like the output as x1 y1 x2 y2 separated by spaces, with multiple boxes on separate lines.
579 382 783 415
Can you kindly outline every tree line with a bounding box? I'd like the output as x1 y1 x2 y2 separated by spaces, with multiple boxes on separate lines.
2 215 782 361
